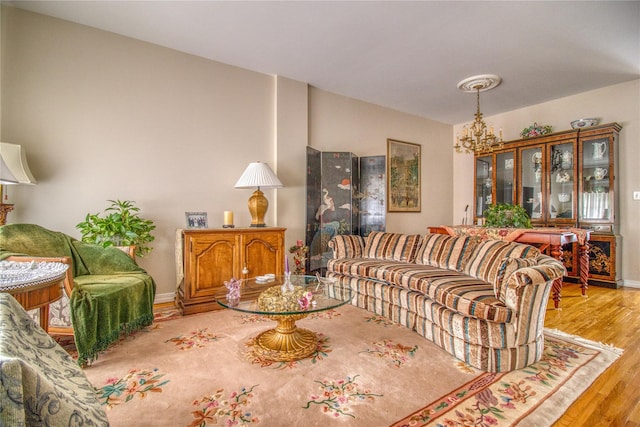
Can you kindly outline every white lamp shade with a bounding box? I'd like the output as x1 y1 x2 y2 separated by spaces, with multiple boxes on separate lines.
234 162 283 189
0 142 37 185
0 156 19 184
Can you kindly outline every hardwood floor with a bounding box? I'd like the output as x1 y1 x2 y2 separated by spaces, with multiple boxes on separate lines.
546 282 640 427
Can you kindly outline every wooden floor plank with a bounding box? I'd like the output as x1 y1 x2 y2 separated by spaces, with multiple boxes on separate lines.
546 283 640 426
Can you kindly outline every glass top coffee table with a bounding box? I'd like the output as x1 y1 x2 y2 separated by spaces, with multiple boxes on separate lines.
215 274 352 362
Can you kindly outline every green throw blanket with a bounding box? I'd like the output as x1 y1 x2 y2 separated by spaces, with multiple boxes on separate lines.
0 224 156 365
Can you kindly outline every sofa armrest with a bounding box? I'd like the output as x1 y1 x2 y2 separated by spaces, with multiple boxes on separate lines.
502 254 566 310
327 235 365 259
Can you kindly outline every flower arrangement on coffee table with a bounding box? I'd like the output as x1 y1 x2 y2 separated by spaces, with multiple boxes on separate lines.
289 240 309 275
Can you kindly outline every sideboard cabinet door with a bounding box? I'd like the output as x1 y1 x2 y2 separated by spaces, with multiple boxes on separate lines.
240 231 285 279
180 228 286 315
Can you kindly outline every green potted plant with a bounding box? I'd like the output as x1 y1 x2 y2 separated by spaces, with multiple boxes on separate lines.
483 203 532 228
76 199 156 257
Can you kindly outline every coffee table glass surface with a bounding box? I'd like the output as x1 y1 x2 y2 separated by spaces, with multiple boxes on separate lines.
215 274 352 361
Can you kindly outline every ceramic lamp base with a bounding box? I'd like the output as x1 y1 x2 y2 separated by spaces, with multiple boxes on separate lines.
248 189 268 227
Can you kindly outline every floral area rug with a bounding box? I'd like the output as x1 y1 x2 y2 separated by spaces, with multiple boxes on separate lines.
80 305 621 426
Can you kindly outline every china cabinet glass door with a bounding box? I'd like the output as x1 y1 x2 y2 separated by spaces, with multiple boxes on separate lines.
495 151 515 205
475 156 493 219
519 146 544 222
580 136 613 224
548 141 577 223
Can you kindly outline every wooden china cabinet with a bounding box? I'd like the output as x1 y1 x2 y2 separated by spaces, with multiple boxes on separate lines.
474 123 622 287
179 228 285 314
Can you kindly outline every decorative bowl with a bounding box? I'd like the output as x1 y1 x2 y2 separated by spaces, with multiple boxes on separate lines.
558 193 571 203
570 118 599 129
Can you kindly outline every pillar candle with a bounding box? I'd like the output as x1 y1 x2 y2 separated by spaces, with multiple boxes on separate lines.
223 211 233 226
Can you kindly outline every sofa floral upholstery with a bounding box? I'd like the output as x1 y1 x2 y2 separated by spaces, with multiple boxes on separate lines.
327 231 566 372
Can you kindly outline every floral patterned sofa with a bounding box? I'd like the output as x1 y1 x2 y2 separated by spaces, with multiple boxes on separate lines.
326 231 566 372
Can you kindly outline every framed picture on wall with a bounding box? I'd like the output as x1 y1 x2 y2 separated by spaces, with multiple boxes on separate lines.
185 212 208 229
387 139 421 212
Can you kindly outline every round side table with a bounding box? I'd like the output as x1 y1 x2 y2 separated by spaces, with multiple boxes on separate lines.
0 260 69 331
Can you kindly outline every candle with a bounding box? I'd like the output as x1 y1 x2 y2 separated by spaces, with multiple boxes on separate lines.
285 256 289 274
223 211 233 226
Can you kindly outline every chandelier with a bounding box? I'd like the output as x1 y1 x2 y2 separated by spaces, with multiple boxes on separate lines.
454 74 504 155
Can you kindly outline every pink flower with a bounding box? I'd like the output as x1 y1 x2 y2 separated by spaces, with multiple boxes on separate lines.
298 292 314 310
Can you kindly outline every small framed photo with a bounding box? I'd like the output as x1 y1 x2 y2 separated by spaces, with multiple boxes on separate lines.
185 212 208 229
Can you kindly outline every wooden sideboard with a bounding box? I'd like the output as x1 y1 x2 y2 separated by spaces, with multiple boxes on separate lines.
178 228 285 315
428 226 590 309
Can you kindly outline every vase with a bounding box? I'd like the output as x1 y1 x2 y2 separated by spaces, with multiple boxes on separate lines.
281 272 294 293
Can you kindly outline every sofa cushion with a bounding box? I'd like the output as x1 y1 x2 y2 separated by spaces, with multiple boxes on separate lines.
328 258 514 323
495 257 538 301
363 231 422 262
328 235 365 259
415 233 477 271
463 240 540 284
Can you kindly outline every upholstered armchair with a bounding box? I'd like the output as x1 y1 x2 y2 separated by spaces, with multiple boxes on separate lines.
0 224 156 365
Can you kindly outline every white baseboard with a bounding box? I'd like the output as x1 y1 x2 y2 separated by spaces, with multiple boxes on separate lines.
154 292 176 304
622 280 640 289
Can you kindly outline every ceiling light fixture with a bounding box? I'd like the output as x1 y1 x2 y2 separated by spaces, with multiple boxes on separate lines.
454 74 504 155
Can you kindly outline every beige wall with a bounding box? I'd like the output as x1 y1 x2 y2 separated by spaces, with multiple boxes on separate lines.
453 79 640 285
308 88 453 234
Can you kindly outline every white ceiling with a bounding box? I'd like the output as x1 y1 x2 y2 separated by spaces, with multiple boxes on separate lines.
6 1 640 124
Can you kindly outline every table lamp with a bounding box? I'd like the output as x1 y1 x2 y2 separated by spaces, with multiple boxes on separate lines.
0 142 37 225
234 162 283 227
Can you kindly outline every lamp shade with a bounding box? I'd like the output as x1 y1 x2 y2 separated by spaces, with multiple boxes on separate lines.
0 142 37 185
0 156 19 184
234 162 283 189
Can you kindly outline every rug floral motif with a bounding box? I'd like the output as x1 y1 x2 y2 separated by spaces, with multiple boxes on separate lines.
164 328 220 350
309 309 341 320
360 339 418 367
303 374 382 419
95 368 169 408
365 314 400 327
189 385 259 427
